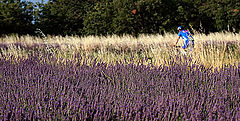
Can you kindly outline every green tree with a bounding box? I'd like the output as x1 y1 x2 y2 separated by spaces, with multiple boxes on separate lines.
83 1 114 36
83 0 177 36
111 0 136 36
0 0 35 35
35 0 240 36
134 0 176 34
199 0 240 33
36 0 92 35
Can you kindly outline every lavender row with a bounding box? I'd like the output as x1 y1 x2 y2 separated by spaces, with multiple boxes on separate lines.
0 53 240 120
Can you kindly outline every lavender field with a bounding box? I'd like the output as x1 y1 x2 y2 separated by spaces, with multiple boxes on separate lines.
1 33 240 120
1 51 240 120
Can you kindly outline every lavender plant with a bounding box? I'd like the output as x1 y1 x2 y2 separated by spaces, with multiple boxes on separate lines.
0 52 240 120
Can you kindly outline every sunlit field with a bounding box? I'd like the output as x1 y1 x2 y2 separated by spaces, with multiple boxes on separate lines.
1 32 240 68
1 33 240 120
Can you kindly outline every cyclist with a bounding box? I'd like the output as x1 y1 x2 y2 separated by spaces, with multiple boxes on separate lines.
174 26 194 49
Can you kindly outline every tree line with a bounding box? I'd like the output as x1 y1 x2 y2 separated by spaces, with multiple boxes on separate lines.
0 0 239 36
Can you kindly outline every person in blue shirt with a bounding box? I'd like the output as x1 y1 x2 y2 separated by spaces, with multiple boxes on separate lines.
174 26 194 49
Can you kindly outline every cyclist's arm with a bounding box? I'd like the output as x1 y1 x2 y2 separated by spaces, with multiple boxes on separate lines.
175 36 181 45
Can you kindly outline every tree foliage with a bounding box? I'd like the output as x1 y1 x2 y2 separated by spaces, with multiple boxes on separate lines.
199 0 240 32
83 1 114 36
35 0 92 35
0 0 35 35
0 0 239 36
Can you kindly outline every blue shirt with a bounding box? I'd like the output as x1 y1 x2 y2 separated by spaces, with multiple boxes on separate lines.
178 30 194 41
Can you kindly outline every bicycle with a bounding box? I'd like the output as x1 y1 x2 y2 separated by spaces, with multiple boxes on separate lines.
171 41 194 57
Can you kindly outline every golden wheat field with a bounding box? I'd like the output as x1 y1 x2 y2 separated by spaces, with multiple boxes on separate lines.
0 32 240 68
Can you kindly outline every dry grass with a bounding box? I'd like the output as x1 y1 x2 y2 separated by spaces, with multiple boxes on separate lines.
1 32 240 68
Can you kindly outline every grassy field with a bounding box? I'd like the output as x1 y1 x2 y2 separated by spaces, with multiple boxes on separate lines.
0 32 240 68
